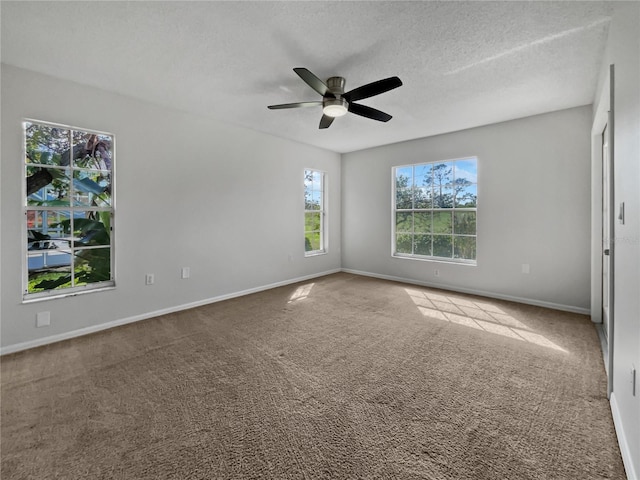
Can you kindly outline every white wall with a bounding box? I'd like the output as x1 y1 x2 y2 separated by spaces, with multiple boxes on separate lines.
341 106 592 312
594 3 640 478
1 65 341 351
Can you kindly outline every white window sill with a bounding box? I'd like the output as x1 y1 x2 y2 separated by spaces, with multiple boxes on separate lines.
392 254 476 266
23 283 116 304
304 250 327 258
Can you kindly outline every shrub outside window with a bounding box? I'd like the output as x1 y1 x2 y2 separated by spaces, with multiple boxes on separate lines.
393 157 477 263
24 120 115 299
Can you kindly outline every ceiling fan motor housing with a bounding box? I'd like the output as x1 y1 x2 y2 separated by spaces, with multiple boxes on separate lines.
326 76 346 96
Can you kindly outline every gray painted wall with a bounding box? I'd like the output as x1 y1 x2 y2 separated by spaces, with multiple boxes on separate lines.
1 65 341 350
595 2 640 477
341 106 592 312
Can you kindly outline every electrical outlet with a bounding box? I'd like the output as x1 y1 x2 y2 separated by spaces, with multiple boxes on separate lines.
181 267 190 279
434 269 440 277
36 311 50 328
522 264 530 274
145 273 154 285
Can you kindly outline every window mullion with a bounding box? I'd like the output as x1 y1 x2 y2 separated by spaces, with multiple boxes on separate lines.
68 129 76 288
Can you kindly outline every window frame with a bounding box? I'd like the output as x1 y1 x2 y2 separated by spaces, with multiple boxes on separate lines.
392 157 477 265
304 168 327 256
22 119 116 302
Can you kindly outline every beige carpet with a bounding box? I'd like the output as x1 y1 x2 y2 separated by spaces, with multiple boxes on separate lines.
1 273 625 479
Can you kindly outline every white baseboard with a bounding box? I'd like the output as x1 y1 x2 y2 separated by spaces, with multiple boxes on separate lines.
340 268 591 315
0 268 341 356
611 392 638 480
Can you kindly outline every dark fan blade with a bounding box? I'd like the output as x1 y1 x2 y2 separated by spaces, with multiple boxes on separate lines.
268 101 322 110
343 76 402 103
319 114 335 129
348 103 392 122
294 68 334 97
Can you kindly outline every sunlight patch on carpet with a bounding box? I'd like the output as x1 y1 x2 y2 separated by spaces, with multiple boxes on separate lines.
405 288 567 353
288 283 314 303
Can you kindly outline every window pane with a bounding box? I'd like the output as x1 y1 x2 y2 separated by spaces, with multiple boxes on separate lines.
304 171 313 188
433 235 453 258
435 162 454 186
455 184 477 207
305 233 321 252
396 234 413 254
74 248 111 284
27 210 70 244
413 186 431 209
396 166 413 209
454 159 477 184
396 212 412 233
413 211 431 233
27 249 72 293
414 165 432 208
433 188 454 208
432 211 452 234
73 170 111 207
310 190 322 209
414 234 431 256
396 166 413 185
454 211 476 235
431 162 454 208
25 123 70 166
396 188 412 209
73 132 113 170
72 213 111 247
305 212 321 233
311 171 322 190
304 185 312 209
27 167 72 207
454 236 476 260
414 164 432 187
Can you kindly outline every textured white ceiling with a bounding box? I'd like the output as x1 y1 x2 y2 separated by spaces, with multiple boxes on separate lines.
1 1 612 153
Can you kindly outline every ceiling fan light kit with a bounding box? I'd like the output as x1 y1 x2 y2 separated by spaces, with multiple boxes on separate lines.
323 98 348 117
268 68 402 129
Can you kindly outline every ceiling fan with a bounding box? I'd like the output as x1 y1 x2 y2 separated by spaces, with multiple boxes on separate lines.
268 68 403 129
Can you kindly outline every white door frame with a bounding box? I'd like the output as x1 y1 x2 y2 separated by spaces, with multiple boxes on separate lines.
591 64 615 398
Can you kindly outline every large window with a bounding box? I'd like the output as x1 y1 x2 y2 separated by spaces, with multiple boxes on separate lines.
304 169 326 255
393 157 477 263
24 120 115 299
